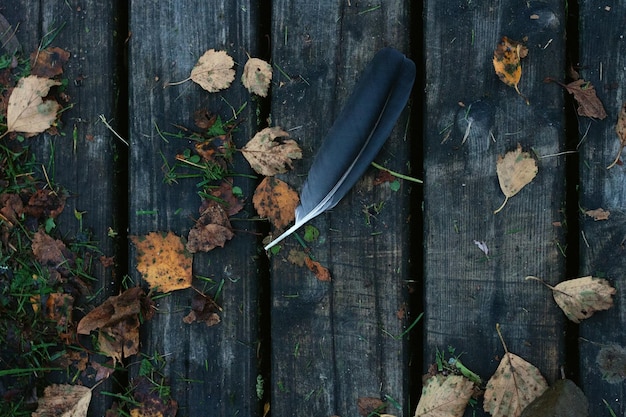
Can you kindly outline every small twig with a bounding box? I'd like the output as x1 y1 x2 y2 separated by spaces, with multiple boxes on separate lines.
99 114 129 146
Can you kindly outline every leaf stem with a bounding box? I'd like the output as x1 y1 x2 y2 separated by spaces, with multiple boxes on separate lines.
371 161 422 183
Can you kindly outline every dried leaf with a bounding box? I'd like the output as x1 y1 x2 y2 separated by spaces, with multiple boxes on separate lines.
186 200 234 253
493 37 529 103
304 256 332 281
32 230 71 266
190 49 235 92
551 276 616 323
32 384 92 417
98 317 140 363
484 352 548 417
585 208 610 221
287 249 308 267
564 79 607 119
596 344 626 383
182 292 221 327
209 181 244 216
494 144 538 213
414 374 474 417
253 177 299 230
242 57 273 97
242 127 302 176
130 376 178 417
7 75 61 134
77 287 145 335
358 397 385 417
608 102 626 169
131 232 193 292
30 47 70 78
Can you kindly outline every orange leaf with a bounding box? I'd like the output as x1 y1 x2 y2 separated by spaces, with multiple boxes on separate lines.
253 177 299 230
304 256 331 281
493 37 529 103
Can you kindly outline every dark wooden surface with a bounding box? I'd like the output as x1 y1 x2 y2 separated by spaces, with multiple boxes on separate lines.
2 2 625 417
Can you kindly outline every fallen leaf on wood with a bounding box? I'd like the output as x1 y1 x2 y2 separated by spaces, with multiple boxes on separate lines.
166 49 235 92
545 78 607 120
32 384 92 417
253 177 299 230
304 256 331 281
77 287 146 334
98 317 140 363
585 208 610 221
596 344 626 383
186 200 234 253
358 397 385 417
130 376 178 417
7 75 61 135
209 181 244 216
414 374 474 417
182 292 222 327
520 379 588 417
484 325 548 417
131 232 193 292
242 127 302 176
287 249 308 266
526 275 616 323
494 144 538 214
25 188 66 220
32 230 70 266
607 102 626 169
242 57 272 97
30 47 70 78
493 37 529 103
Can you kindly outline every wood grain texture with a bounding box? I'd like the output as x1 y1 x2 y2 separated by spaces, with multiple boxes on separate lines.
128 2 260 415
423 1 567 410
269 2 413 416
578 2 626 415
3 2 124 415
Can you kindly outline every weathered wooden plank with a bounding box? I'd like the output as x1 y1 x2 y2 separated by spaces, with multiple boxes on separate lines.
423 0 567 410
578 3 626 415
128 2 261 416
4 2 124 415
269 3 413 416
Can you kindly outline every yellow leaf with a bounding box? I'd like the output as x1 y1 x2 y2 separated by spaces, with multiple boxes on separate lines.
484 352 548 417
552 276 616 323
494 144 538 213
242 126 302 176
189 49 235 92
32 384 92 417
7 75 61 135
253 177 299 230
414 374 474 417
131 232 192 292
242 57 273 97
493 37 529 103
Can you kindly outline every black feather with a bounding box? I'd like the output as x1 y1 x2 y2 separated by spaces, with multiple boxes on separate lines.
265 47 415 250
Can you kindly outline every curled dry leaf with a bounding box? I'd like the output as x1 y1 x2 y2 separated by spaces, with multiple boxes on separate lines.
32 384 92 417
304 256 332 281
131 231 193 292
186 200 234 253
545 78 607 120
166 49 235 92
607 102 626 169
585 207 610 221
414 374 474 417
494 144 538 214
493 37 529 104
7 75 61 135
242 57 273 97
242 126 302 176
30 47 70 78
253 177 299 230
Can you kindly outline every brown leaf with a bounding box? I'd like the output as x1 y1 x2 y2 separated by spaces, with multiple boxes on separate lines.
484 352 548 417
32 384 92 417
520 379 588 417
26 188 66 219
551 276 616 323
493 37 529 103
190 49 235 92
30 47 70 78
131 232 193 292
287 249 308 267
358 397 385 417
242 57 273 97
209 181 244 216
596 344 626 383
45 293 74 342
414 374 474 417
7 75 61 135
98 317 140 363
585 208 610 221
494 144 538 213
186 200 234 253
131 376 178 417
564 79 607 119
304 256 332 281
32 230 70 266
77 287 145 335
242 127 303 176
0 193 24 225
608 102 626 169
253 177 299 230
182 292 221 327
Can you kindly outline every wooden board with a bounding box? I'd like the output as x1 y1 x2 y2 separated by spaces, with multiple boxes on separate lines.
3 2 124 415
578 2 626 416
423 1 568 412
128 2 261 415
269 2 414 416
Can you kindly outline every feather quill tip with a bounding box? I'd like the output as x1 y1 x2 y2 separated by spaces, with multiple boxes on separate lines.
264 47 415 251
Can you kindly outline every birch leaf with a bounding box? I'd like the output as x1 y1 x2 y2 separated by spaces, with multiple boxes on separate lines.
32 384 92 417
607 102 626 169
253 176 299 230
189 49 235 92
494 144 538 213
7 75 61 134
242 126 302 176
552 276 616 323
242 57 272 97
484 353 548 417
493 37 529 103
414 374 474 417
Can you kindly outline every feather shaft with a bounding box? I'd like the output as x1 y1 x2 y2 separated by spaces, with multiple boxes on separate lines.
265 47 415 250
